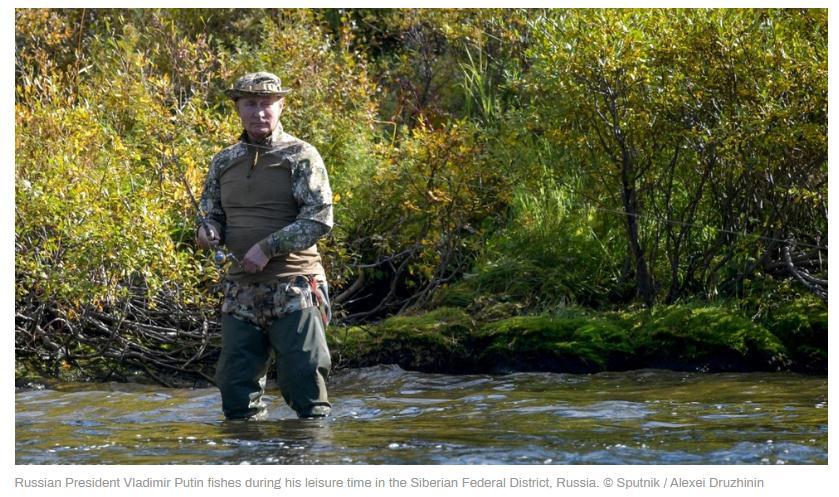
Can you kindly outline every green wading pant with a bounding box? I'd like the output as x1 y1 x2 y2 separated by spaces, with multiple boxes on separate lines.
215 307 332 419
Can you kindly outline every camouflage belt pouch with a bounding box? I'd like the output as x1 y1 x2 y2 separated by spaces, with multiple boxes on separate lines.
222 276 324 329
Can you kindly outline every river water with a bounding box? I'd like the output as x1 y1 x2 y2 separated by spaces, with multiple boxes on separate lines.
15 366 827 464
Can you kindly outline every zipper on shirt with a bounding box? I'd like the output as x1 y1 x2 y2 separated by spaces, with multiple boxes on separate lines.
247 150 259 179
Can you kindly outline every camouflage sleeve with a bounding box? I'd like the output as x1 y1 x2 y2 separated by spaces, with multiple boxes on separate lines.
196 154 226 240
260 145 333 257
259 220 331 257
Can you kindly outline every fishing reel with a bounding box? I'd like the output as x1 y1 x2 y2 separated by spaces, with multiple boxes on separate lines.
196 221 237 267
180 173 241 269
212 248 239 266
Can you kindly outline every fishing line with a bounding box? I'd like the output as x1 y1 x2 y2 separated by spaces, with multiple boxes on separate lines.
175 163 240 268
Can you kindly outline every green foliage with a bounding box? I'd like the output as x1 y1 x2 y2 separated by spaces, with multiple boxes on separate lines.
15 9 381 311
526 9 827 303
16 88 204 309
329 303 806 373
478 314 631 370
328 307 475 371
468 175 624 309
338 119 511 315
759 295 827 372
15 9 828 381
635 304 787 369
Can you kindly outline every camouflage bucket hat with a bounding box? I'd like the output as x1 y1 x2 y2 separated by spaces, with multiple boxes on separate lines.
226 72 291 99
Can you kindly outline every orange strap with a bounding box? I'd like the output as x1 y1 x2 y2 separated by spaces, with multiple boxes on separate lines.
308 276 329 326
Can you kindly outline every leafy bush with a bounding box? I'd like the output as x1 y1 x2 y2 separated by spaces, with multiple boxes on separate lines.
15 9 827 382
15 9 384 382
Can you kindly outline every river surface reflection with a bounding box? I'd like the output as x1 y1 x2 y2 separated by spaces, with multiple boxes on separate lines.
15 366 827 464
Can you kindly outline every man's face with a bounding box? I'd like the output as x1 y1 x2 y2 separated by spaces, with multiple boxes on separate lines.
236 95 284 140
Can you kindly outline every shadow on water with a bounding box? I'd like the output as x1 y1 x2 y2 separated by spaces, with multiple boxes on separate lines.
15 366 827 464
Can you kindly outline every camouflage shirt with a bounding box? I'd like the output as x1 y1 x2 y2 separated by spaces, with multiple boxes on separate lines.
197 123 333 282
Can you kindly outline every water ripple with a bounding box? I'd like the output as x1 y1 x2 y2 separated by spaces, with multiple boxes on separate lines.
15 368 827 464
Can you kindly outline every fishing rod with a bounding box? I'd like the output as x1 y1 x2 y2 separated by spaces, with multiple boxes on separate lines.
178 169 240 268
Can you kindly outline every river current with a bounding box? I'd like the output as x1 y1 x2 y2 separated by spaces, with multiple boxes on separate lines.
15 366 827 464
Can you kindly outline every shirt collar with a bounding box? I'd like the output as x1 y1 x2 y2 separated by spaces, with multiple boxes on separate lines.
240 122 284 149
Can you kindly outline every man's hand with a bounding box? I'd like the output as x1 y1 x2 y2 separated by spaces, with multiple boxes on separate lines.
241 243 270 273
196 224 220 249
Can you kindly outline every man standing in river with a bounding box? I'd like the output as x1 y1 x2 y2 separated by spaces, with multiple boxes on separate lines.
196 71 333 420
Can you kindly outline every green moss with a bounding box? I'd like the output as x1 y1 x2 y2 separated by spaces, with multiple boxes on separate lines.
476 314 633 371
635 305 787 370
760 296 827 371
328 302 817 374
327 307 476 372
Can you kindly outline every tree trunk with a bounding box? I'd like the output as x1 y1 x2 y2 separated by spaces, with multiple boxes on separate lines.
621 183 655 306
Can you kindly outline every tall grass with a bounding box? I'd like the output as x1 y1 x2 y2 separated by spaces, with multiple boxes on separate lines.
470 171 624 309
